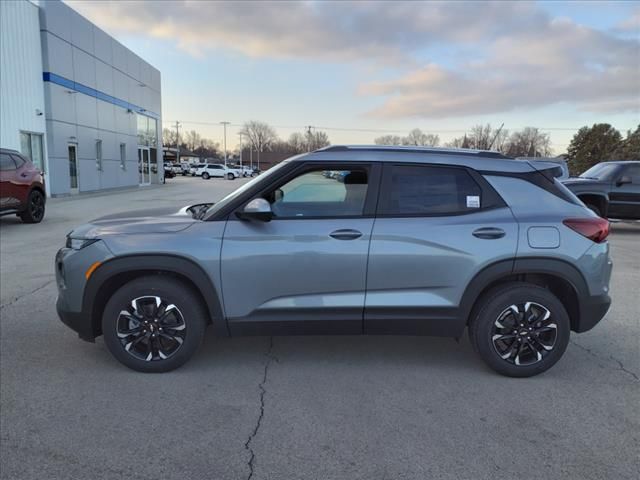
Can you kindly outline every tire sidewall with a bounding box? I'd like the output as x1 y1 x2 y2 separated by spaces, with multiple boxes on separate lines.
102 277 206 373
471 285 570 377
20 190 45 223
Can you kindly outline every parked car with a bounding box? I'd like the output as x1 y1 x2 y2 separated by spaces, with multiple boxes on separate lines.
56 145 612 377
0 148 46 223
562 161 640 219
163 164 176 178
195 164 241 180
239 166 255 177
189 163 205 176
179 162 191 176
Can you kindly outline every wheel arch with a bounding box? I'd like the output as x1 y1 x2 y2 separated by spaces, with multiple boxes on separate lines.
461 257 589 333
575 192 609 216
83 254 227 339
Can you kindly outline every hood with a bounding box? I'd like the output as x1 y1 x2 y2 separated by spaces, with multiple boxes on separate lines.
70 203 213 239
562 177 606 186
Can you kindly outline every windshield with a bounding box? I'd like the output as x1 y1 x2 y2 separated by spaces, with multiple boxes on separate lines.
203 161 290 219
580 163 618 180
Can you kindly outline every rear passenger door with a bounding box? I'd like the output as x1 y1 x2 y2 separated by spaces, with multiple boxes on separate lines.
364 163 518 336
0 153 19 211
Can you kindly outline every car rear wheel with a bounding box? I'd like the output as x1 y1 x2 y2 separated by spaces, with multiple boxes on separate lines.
20 190 45 223
227 173 234 180
102 276 207 372
469 283 570 377
202 172 210 180
585 203 602 217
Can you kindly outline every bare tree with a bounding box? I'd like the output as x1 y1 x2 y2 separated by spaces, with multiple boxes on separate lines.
162 128 177 148
506 127 553 157
402 128 440 146
374 134 403 145
240 120 278 153
307 130 330 151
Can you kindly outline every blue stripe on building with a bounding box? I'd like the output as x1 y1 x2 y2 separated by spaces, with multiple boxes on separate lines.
42 72 159 118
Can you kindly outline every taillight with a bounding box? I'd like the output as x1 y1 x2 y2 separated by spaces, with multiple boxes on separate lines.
563 218 610 243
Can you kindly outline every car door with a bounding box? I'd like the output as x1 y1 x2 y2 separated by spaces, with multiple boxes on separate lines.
608 164 640 219
0 152 20 211
364 163 518 336
220 162 380 335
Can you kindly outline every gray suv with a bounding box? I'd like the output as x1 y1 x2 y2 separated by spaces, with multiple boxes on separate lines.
55 146 613 377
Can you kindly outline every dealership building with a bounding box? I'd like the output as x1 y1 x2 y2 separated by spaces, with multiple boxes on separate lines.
0 0 163 196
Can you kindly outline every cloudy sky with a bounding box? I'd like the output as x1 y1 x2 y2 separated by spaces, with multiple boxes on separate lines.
67 0 639 152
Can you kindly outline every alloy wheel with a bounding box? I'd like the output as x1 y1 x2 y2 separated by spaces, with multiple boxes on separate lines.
30 193 45 221
491 302 557 366
116 296 186 362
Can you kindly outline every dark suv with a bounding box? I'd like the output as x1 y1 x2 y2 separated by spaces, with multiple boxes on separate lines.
0 148 46 223
563 161 640 219
56 146 612 377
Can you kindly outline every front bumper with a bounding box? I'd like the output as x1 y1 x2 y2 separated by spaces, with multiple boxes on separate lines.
56 295 95 342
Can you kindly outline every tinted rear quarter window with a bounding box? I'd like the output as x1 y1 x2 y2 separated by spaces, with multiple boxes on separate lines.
380 165 483 215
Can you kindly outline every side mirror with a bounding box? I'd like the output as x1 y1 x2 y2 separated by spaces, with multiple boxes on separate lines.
616 175 631 186
237 198 273 222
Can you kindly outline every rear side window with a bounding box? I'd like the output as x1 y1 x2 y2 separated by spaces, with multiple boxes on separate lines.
379 165 483 215
0 153 16 171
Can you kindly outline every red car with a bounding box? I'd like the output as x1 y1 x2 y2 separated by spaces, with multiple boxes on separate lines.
0 148 46 223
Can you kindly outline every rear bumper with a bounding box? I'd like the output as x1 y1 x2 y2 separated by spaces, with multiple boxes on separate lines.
576 293 611 333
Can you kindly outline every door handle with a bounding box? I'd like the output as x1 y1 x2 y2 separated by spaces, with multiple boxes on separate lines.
472 227 506 239
329 229 362 240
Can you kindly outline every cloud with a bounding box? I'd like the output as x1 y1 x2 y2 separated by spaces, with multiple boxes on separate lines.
67 0 640 118
362 16 640 118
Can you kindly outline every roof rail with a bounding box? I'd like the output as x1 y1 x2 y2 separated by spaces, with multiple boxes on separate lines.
316 145 512 159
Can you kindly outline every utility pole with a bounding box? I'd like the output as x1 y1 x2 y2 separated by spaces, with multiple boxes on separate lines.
220 121 230 166
174 121 181 164
488 123 505 151
306 125 313 152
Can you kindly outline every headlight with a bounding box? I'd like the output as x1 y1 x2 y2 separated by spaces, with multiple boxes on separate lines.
66 237 98 250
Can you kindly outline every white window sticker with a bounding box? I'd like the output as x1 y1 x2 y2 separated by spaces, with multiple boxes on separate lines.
466 195 480 208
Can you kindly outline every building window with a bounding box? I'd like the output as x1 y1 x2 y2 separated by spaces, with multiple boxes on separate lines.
96 140 103 171
120 143 126 170
19 132 44 171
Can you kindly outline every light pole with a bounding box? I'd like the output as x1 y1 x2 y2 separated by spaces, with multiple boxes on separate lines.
220 121 230 166
238 132 243 170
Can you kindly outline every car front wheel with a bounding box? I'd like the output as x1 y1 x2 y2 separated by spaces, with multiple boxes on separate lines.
227 173 234 180
202 172 210 180
469 283 570 377
20 189 45 223
102 276 207 372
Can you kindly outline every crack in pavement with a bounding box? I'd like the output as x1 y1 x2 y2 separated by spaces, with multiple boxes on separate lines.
244 336 278 480
570 340 639 382
0 279 55 310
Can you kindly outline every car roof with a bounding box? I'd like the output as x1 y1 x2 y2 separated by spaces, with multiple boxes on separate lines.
293 145 545 174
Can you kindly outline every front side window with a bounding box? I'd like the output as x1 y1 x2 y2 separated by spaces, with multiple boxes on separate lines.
267 167 369 218
380 165 482 215
622 164 640 184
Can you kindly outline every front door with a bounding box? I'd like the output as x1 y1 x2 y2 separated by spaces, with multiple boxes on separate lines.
364 163 518 336
221 163 379 335
68 144 79 194
608 163 640 220
138 147 150 185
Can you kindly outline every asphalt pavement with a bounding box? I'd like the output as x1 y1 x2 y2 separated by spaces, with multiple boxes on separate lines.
1 176 638 480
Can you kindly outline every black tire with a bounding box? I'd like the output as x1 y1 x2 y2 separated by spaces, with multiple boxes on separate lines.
102 276 207 373
585 203 602 217
19 189 45 223
202 172 210 180
227 173 234 180
468 283 570 377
